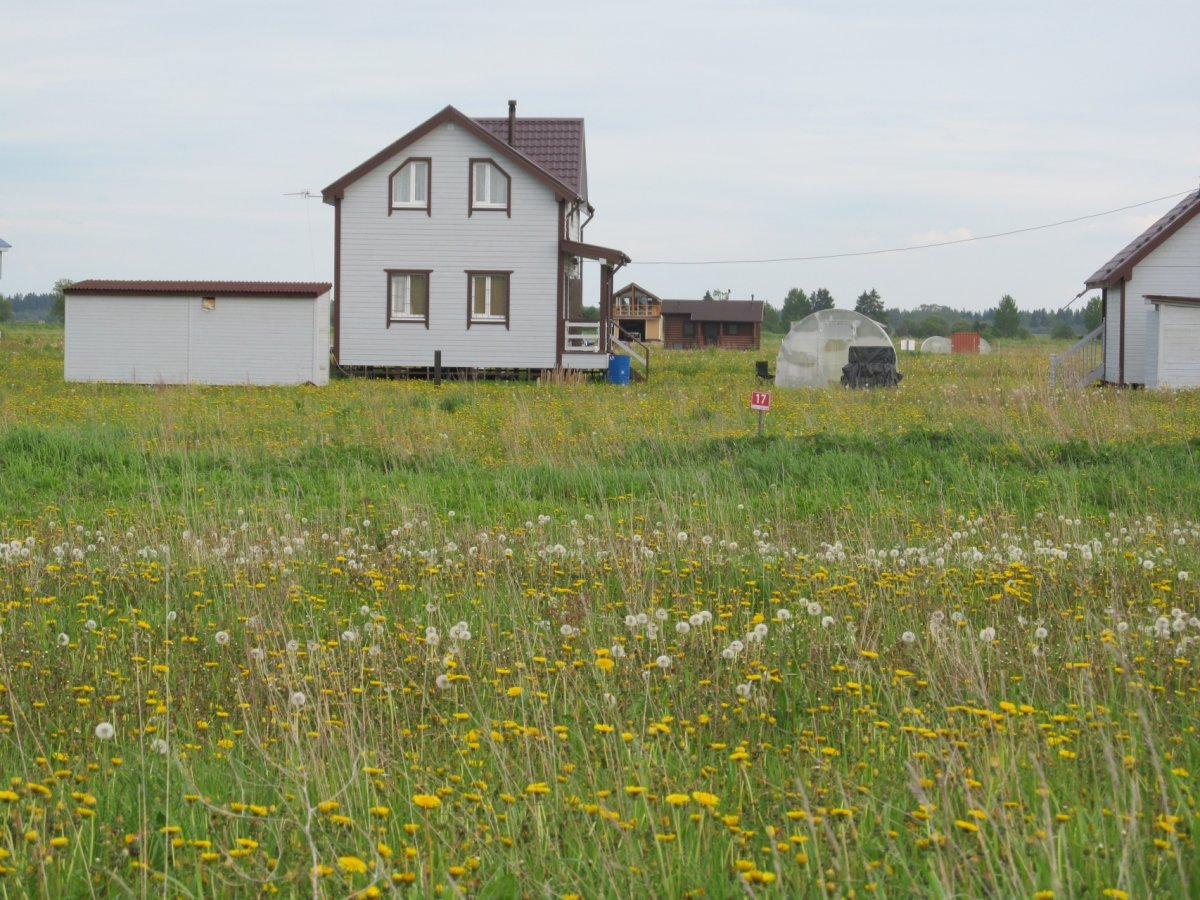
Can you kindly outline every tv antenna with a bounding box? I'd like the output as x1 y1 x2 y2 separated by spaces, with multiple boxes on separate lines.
284 190 319 278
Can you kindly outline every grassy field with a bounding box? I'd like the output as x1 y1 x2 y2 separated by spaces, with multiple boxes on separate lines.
0 323 1198 897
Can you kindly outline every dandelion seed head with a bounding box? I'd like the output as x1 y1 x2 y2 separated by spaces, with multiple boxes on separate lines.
95 722 115 740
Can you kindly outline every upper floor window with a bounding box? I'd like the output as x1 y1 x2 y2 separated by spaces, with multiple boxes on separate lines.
387 270 431 327
469 159 510 215
467 271 511 328
389 158 431 215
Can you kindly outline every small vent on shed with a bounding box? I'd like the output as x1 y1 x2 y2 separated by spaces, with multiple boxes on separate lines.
201 297 216 311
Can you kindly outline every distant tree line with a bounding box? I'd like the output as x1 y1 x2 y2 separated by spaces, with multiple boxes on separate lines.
760 288 1102 341
0 290 56 323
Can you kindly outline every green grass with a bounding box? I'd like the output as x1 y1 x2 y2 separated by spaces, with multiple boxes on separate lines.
0 323 1198 896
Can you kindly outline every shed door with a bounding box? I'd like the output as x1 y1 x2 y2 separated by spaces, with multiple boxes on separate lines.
703 322 719 346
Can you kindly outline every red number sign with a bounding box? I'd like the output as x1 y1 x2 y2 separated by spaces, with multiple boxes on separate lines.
750 391 771 411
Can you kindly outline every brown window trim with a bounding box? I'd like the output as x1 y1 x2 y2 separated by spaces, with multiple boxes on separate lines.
388 158 432 216
465 270 512 329
468 158 511 218
385 269 432 329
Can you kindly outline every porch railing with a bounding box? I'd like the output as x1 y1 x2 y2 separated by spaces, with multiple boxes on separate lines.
1049 324 1104 388
565 321 602 352
612 301 662 319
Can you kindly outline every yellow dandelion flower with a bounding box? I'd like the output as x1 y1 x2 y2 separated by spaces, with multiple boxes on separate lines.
954 819 979 833
338 855 369 875
625 785 646 795
593 723 614 734
506 686 523 697
317 801 339 813
369 806 389 817
525 783 550 795
665 794 690 806
49 836 69 848
595 657 614 672
691 791 719 808
412 794 441 810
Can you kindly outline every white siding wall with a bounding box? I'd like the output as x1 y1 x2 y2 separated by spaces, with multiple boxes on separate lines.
338 122 561 368
1120 214 1200 385
65 293 330 385
1152 304 1200 388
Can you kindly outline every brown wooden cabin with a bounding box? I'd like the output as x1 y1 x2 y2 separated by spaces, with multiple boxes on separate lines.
662 299 764 350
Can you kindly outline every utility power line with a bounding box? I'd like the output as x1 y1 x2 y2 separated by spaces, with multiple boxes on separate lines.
634 189 1194 266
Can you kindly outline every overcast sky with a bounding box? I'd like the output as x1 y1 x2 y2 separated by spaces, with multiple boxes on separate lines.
3 0 1198 312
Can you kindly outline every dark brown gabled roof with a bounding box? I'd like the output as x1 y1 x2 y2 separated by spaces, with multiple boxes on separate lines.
473 117 586 200
64 280 331 297
321 105 579 205
1086 189 1200 288
662 299 765 323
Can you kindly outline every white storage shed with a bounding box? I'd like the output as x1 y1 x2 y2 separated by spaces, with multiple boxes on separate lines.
64 280 331 385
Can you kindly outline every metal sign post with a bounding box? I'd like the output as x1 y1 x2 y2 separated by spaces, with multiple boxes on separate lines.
750 391 771 436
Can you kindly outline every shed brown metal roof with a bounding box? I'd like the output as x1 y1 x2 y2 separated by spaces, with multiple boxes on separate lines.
65 280 331 297
662 299 765 323
1086 189 1200 288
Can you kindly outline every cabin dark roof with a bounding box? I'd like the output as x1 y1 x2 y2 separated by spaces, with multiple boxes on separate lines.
1086 189 1200 288
474 117 586 199
65 280 331 297
662 299 765 323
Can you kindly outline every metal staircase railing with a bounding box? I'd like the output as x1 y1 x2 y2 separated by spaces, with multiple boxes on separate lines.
1049 324 1104 387
610 324 650 382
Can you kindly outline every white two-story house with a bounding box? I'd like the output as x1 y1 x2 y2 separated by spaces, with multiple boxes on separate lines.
321 103 628 374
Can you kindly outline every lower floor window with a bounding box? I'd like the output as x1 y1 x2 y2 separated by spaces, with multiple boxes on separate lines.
468 272 510 326
387 271 430 325
682 320 696 337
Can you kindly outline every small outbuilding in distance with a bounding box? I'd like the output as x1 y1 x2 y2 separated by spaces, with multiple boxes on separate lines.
64 280 332 386
775 309 899 388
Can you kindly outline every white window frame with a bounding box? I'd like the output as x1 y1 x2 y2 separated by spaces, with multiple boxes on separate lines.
387 270 430 326
467 271 511 327
390 159 430 212
469 159 510 213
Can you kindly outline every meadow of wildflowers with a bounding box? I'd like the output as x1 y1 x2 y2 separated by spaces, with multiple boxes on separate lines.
0 324 1197 897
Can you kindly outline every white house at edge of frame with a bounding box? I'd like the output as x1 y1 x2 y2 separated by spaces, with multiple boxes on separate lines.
1086 188 1200 388
321 102 629 374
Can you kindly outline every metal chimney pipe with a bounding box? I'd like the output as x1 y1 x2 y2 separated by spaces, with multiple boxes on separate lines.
507 100 516 145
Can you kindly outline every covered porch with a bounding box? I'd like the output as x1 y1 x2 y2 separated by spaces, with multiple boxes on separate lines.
559 239 630 370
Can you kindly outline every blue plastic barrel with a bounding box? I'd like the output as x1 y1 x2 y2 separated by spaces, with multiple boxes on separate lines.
607 354 631 385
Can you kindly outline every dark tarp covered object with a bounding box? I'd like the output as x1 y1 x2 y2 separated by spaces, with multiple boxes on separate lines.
841 346 902 388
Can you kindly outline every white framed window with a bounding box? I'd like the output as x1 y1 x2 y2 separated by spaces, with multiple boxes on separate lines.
389 159 431 214
386 270 430 327
467 271 510 327
469 159 510 214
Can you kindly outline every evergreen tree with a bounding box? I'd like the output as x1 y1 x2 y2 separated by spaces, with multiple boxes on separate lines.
810 287 835 311
993 294 1020 338
854 288 886 323
780 288 811 329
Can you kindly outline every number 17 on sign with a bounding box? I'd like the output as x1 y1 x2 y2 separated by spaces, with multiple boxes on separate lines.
750 391 771 436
